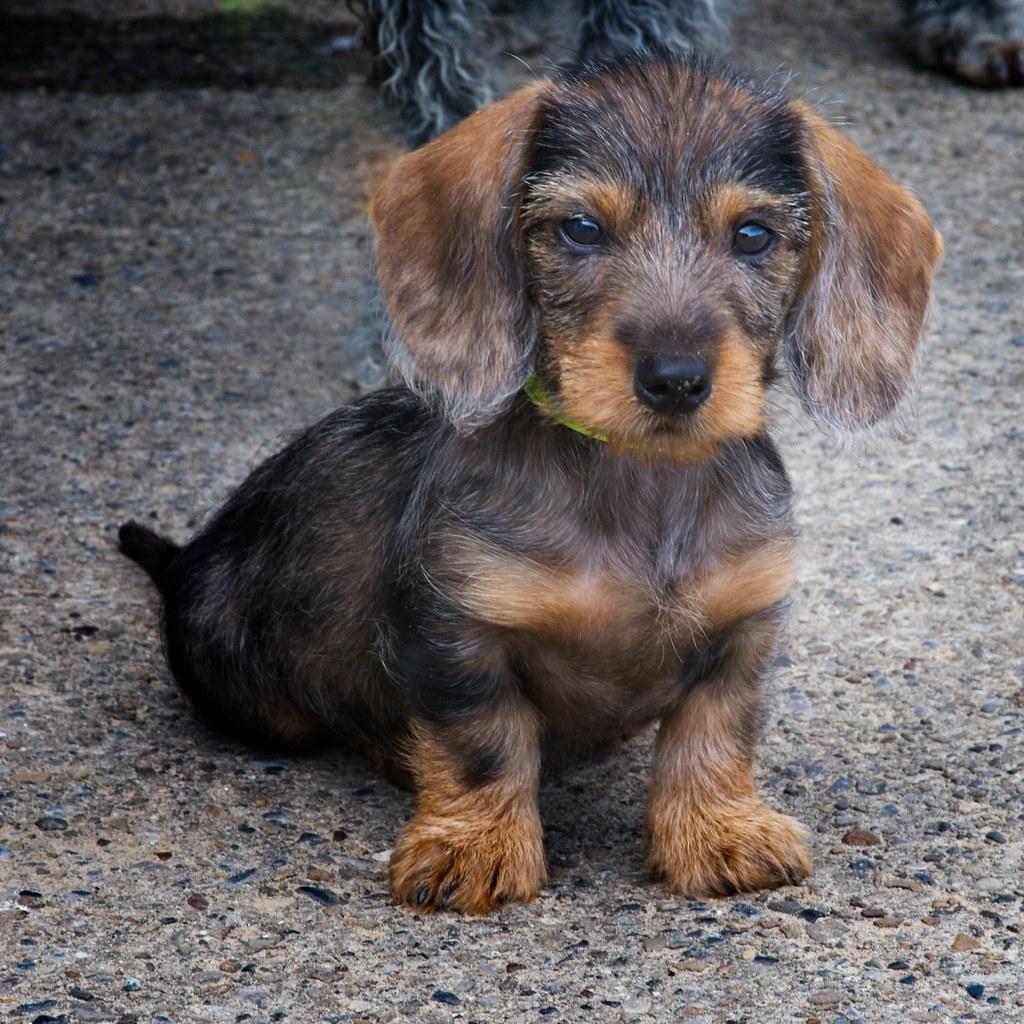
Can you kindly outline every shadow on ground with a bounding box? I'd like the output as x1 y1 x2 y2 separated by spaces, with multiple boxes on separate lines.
0 11 366 92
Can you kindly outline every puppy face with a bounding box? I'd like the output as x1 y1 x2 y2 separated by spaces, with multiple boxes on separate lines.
522 64 812 461
371 57 941 449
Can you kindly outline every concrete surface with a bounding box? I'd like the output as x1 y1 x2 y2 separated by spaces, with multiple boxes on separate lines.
1 2 1022 1022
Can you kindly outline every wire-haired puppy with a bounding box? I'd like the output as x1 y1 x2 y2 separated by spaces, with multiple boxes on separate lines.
120 56 941 915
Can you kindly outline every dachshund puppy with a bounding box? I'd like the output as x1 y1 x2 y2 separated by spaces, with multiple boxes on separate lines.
364 0 1024 144
120 55 941 914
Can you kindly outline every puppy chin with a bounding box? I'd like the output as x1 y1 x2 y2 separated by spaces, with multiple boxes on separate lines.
607 421 724 466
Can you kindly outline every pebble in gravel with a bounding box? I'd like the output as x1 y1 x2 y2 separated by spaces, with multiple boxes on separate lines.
798 907 828 922
807 989 845 1008
18 1001 57 1014
767 898 803 915
35 816 68 831
856 779 887 796
296 884 341 906
806 918 848 944
622 996 651 1013
842 828 881 846
731 902 760 917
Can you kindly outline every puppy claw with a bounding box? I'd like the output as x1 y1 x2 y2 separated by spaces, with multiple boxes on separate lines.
439 877 461 910
390 814 546 915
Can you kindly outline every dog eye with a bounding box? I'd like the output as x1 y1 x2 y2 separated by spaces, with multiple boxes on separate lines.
733 222 774 256
560 215 604 248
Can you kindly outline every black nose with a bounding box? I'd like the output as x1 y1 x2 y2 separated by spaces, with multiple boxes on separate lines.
634 355 712 414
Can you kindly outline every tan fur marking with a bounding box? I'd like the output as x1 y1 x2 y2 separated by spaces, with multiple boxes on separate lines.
546 321 766 465
700 183 789 234
389 704 546 914
697 333 766 444
444 535 650 646
683 538 795 637
555 331 639 437
526 177 644 235
647 652 812 897
446 536 792 657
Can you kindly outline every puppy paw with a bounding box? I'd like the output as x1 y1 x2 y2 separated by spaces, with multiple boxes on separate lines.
648 800 812 897
389 813 546 914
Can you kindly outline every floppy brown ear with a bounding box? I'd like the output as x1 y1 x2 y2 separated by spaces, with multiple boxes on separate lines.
369 81 551 427
785 104 943 429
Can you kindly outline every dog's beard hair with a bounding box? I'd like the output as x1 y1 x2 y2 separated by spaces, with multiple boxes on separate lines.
367 0 494 144
577 0 735 61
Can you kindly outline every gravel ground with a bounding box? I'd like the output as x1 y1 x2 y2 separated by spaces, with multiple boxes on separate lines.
1 2 1022 1022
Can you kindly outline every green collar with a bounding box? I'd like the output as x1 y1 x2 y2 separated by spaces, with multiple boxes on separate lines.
523 372 610 443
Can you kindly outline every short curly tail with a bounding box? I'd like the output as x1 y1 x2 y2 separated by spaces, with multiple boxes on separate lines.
118 520 180 593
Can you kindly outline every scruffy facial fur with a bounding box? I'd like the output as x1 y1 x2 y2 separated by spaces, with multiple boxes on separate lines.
373 59 941 450
121 57 940 915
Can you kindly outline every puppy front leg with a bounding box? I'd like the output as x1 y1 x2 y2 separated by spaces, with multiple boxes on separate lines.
647 615 812 896
390 694 546 914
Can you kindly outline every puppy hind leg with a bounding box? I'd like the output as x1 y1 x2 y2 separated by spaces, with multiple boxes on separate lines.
577 0 734 63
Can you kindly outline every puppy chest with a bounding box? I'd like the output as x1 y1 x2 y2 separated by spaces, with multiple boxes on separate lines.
437 536 794 724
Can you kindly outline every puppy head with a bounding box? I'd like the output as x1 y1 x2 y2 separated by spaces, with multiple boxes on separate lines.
371 58 941 452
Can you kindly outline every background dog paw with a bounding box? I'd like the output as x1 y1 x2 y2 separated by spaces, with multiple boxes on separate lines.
909 1 1024 86
943 38 1024 85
